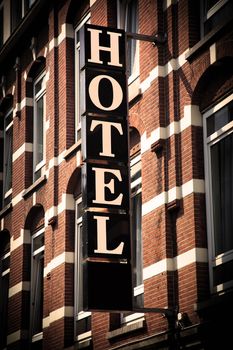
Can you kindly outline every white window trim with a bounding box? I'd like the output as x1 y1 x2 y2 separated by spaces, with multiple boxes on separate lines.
117 0 140 84
206 0 228 20
75 13 90 142
203 93 233 293
30 227 45 341
74 196 92 338
33 71 46 181
3 107 13 203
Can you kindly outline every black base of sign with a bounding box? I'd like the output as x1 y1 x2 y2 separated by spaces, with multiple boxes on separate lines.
83 260 133 312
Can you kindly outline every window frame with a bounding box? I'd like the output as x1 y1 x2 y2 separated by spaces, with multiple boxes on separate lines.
200 0 230 38
0 2 3 47
74 13 90 142
203 93 233 293
33 70 46 182
30 226 45 343
0 234 10 349
3 107 13 207
74 196 92 343
121 151 144 326
117 0 139 85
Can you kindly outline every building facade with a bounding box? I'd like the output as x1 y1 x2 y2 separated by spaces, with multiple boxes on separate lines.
0 0 233 349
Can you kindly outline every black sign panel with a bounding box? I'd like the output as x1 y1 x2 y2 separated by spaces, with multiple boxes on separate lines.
82 211 131 259
83 261 132 311
81 24 132 312
80 68 128 117
82 162 130 210
81 115 128 163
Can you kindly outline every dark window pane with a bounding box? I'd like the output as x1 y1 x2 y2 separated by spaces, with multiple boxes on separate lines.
11 0 22 32
33 234 44 252
207 101 233 136
0 7 3 47
32 254 44 335
76 316 91 336
213 260 233 286
211 132 233 256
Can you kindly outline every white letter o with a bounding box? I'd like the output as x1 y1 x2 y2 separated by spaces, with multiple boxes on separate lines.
88 75 123 111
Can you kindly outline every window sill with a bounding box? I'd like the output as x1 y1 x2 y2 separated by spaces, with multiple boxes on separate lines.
106 319 146 340
22 175 47 199
64 140 82 160
0 202 12 219
185 16 233 61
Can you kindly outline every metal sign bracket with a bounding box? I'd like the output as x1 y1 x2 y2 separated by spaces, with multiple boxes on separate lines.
126 32 167 45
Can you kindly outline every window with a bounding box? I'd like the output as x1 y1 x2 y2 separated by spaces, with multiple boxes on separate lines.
11 0 36 32
117 0 139 83
33 71 46 181
0 3 3 47
75 196 91 345
121 130 143 326
3 107 13 207
30 227 44 345
0 231 10 349
200 0 233 37
75 14 90 142
204 94 233 293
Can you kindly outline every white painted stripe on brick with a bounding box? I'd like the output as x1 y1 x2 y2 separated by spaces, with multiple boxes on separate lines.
143 247 208 280
7 330 21 345
11 229 30 251
12 143 33 162
48 151 66 170
49 23 74 51
44 252 74 277
49 37 58 51
141 105 202 154
45 206 58 226
163 0 179 11
12 191 24 207
20 97 33 109
9 281 30 298
142 179 205 216
45 119 50 132
13 97 33 116
58 193 75 213
140 49 188 94
43 306 74 328
77 150 82 167
58 23 74 45
1 219 4 231
210 43 216 64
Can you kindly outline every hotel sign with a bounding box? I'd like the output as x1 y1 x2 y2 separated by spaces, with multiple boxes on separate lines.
80 24 132 311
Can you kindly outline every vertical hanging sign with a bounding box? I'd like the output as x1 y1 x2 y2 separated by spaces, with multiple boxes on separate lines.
80 24 132 311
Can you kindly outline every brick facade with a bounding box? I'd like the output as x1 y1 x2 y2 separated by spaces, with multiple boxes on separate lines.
0 0 233 349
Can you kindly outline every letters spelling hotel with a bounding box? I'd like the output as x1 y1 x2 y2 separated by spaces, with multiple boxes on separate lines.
0 1 233 350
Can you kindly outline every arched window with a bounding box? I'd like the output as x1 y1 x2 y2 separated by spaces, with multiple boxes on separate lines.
0 230 10 349
204 93 233 293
